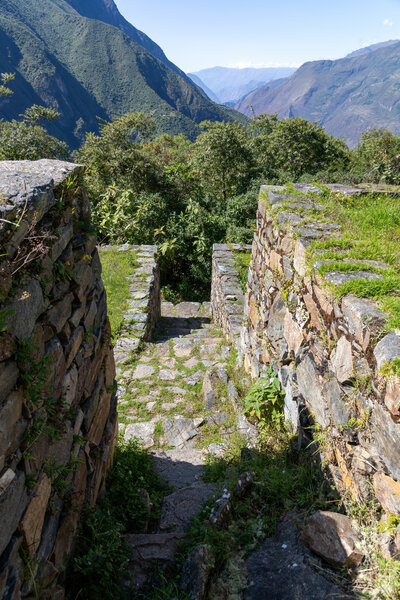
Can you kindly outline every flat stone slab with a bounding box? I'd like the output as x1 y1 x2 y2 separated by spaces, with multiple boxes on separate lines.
184 370 204 386
160 483 216 532
152 448 205 488
245 517 346 600
159 369 179 381
325 271 383 286
131 364 155 379
124 422 155 449
125 532 186 590
162 417 199 448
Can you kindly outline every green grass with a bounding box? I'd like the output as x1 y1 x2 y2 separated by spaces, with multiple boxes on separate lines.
99 249 138 339
279 185 400 330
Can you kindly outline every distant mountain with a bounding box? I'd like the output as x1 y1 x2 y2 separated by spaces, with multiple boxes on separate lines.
0 0 247 148
187 73 220 103
235 41 400 147
188 66 297 104
346 39 399 58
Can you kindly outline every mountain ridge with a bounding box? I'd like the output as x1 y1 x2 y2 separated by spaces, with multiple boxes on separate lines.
235 41 400 147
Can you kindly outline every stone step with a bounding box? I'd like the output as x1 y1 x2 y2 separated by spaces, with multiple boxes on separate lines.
159 483 217 533
151 448 206 488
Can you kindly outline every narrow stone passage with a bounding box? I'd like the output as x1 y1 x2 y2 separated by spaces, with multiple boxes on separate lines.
115 301 356 599
116 300 253 593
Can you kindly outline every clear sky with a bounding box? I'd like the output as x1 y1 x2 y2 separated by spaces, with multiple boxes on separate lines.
114 0 400 73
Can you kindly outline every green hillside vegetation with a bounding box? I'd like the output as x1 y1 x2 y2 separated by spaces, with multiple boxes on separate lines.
0 0 247 148
235 41 400 147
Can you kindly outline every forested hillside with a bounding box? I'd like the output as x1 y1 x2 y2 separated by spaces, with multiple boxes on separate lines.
0 0 247 148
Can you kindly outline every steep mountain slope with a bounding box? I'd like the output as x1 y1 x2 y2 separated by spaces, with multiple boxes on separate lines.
235 42 400 147
187 73 219 102
189 66 297 103
64 0 186 78
0 0 247 148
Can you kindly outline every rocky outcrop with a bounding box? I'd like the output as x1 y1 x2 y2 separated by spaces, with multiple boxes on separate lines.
0 160 118 598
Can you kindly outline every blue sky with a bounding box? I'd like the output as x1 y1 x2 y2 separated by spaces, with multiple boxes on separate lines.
114 0 400 72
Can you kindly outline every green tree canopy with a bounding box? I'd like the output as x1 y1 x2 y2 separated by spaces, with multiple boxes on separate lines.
351 128 400 183
191 120 255 203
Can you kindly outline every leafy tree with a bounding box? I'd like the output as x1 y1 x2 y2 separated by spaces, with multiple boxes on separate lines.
191 120 255 203
0 104 68 160
0 72 14 97
76 113 159 197
351 128 400 183
252 114 350 180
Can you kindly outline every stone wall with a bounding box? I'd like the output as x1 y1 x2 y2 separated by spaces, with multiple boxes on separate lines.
213 184 400 518
211 243 251 364
0 160 118 599
102 244 161 367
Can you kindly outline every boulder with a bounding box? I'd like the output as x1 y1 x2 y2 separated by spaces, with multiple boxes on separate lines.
301 511 363 567
181 545 214 600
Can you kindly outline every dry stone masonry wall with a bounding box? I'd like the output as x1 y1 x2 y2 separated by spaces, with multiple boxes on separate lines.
0 160 118 599
212 183 400 521
102 244 161 367
211 243 251 363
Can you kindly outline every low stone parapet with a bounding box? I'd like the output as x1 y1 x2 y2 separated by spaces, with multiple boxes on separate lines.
211 243 251 362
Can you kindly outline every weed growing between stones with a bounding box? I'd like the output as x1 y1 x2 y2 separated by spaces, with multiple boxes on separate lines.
98 249 139 339
233 251 251 294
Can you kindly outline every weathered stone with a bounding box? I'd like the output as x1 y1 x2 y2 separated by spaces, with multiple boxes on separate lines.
184 370 204 386
87 391 111 446
0 361 19 404
173 340 194 357
330 336 353 383
202 369 220 411
371 403 400 481
180 545 214 600
151 448 205 488
160 483 216 532
65 326 84 369
385 377 400 416
341 295 386 350
124 422 155 449
61 365 78 408
283 309 303 356
373 472 400 516
19 474 51 557
44 337 67 401
324 379 351 427
0 470 28 556
159 369 179 381
325 271 383 286
46 293 74 333
131 364 155 379
125 533 186 590
374 333 400 371
245 516 344 600
4 278 45 339
301 511 363 567
0 388 23 456
296 354 330 428
162 417 199 448
0 334 14 362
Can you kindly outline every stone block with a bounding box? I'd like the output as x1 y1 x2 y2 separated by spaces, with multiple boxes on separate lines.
46 293 74 333
65 326 84 369
0 470 28 556
19 474 51 557
0 361 19 404
374 333 400 371
5 278 45 339
371 403 400 481
385 377 400 417
301 511 363 567
373 471 400 516
87 391 111 446
330 337 353 383
44 337 66 401
296 354 330 428
341 295 386 350
0 388 23 456
61 366 78 408
51 224 73 262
